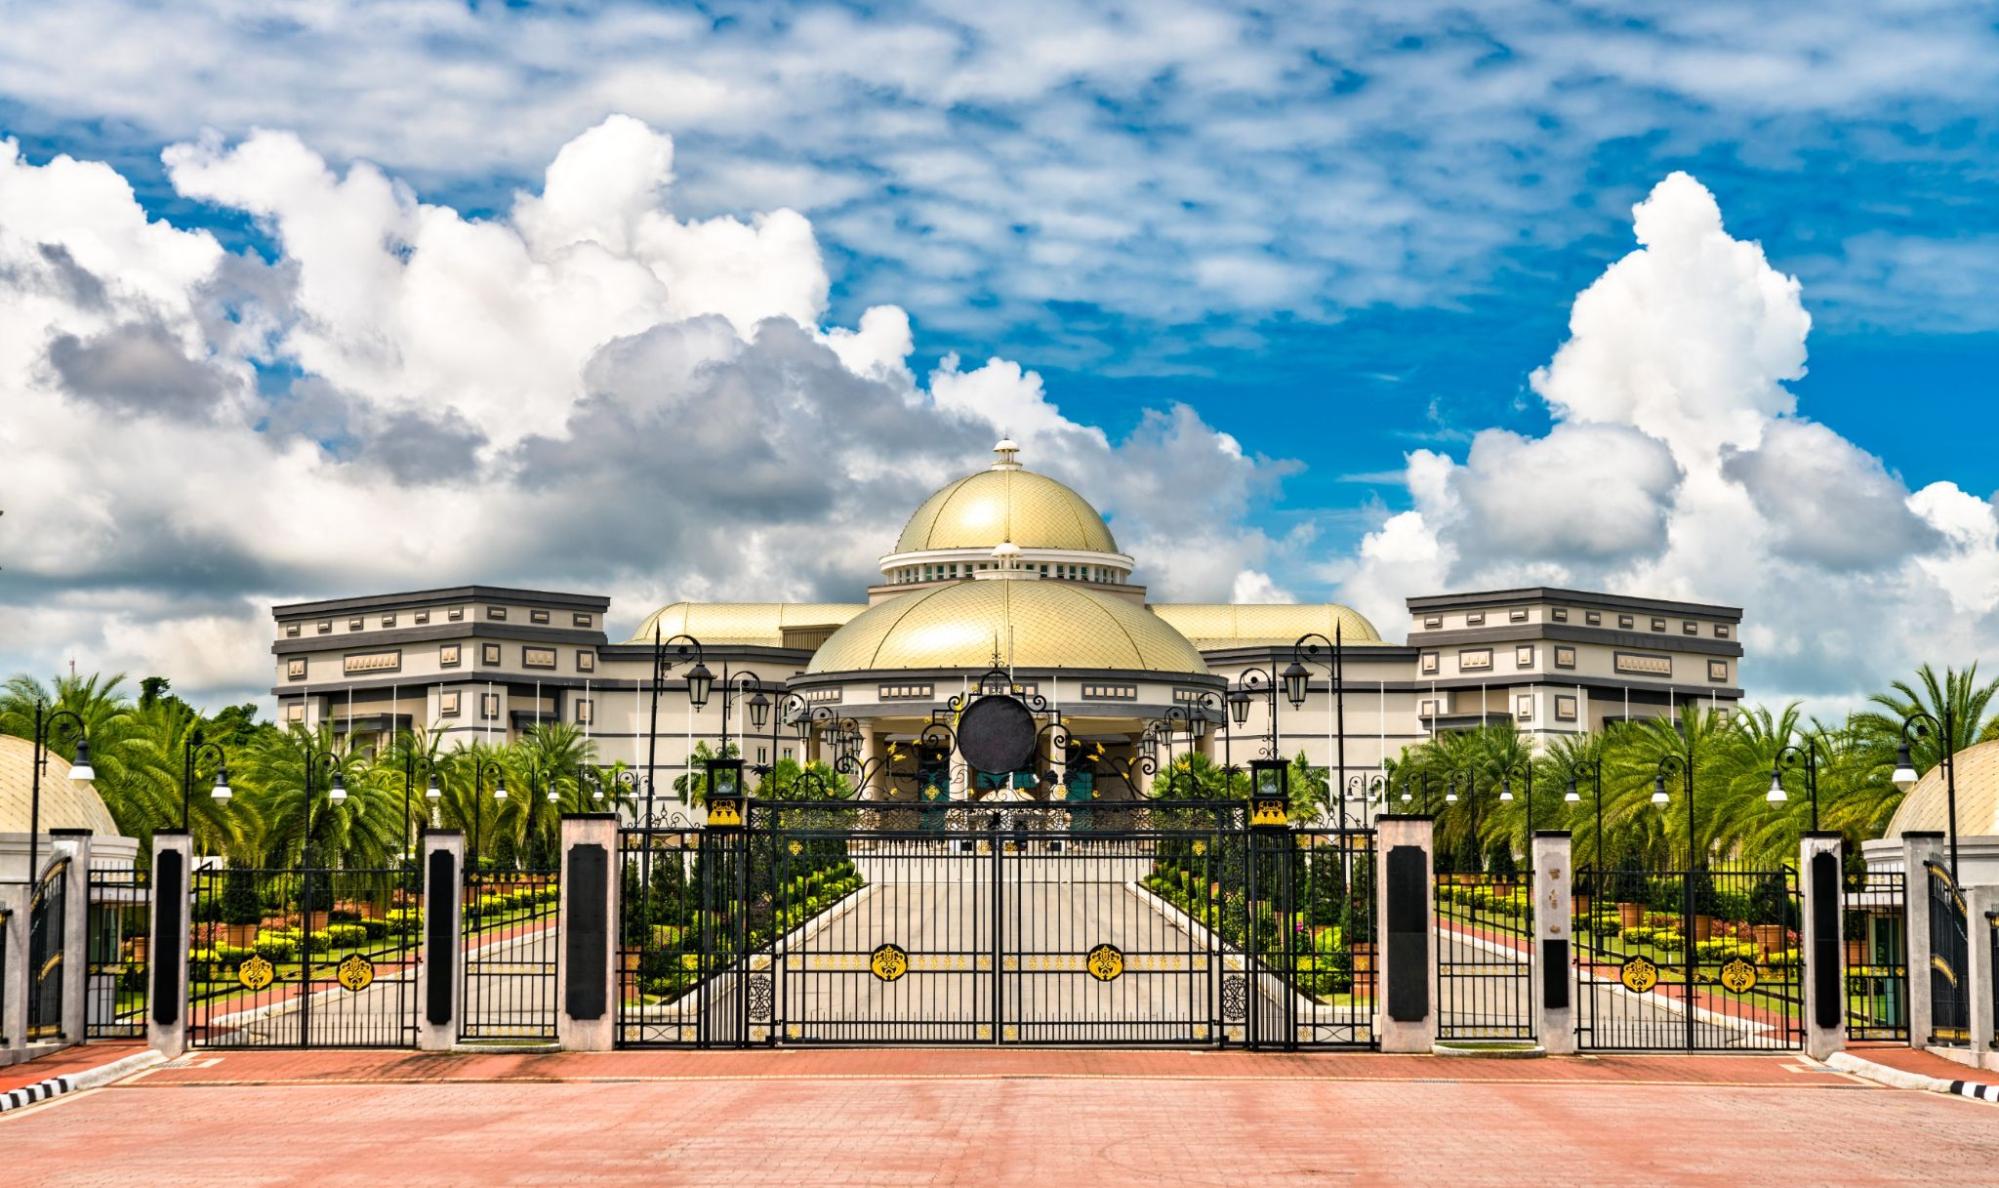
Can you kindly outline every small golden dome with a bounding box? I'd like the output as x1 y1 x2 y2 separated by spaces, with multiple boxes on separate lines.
893 444 1119 555
1886 737 1999 839
0 734 121 838
808 579 1206 674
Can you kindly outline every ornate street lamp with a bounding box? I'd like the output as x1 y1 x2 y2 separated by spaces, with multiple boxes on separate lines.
1285 628 1348 832
181 729 229 834
24 702 91 883
1893 710 1960 877
1770 738 1824 833
1499 760 1534 842
643 630 710 832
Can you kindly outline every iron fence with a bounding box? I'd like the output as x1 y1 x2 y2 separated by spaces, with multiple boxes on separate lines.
617 817 709 1048
28 857 69 1041
1434 871 1534 1041
86 862 150 1039
1843 866 1908 1043
0 905 9 1046
459 869 560 1042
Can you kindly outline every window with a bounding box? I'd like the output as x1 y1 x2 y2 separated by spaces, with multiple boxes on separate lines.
1714 707 1732 723
879 683 935 700
1682 620 1698 636
1586 611 1601 626
487 606 507 621
349 617 364 631
1080 683 1137 701
531 609 550 624
439 691 461 717
1509 608 1528 623
1515 694 1533 722
1551 608 1569 623
381 614 397 628
448 607 464 622
1555 695 1578 722
1422 615 1442 630
573 613 593 628
1515 644 1534 667
1420 652 1439 676
318 620 332 634
523 646 557 669
284 622 301 638
343 651 401 676
1708 660 1729 683
414 611 430 626
1618 615 1634 629
1554 646 1577 670
1651 617 1666 632
1615 652 1673 677
439 643 461 667
577 650 595 673
1458 648 1493 672
574 699 593 725
1420 699 1441 717
1466 611 1485 627
481 643 502 665
286 658 307 680
1715 624 1731 639
480 693 500 720
285 703 305 723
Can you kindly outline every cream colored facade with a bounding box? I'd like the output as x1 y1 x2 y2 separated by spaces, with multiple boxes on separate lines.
272 441 1745 823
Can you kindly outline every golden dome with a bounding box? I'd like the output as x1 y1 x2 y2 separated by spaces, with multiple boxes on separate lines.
1149 603 1384 649
626 602 865 647
1885 738 1999 839
808 579 1207 674
893 446 1118 555
0 733 121 838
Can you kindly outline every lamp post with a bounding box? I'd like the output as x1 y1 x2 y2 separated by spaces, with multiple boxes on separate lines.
1893 711 1960 877
180 728 229 836
1284 627 1346 828
25 702 92 884
1230 666 1281 759
717 668 767 776
765 692 812 786
1653 749 1697 1048
583 765 638 809
644 630 713 824
1770 738 1824 834
1345 773 1386 826
467 756 507 873
1499 760 1534 854
1565 758 1605 869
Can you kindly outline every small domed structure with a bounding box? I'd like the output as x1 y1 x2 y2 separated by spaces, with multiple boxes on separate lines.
881 441 1131 586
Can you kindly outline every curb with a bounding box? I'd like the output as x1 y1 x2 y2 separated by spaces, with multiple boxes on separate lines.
1827 1051 1999 1105
0 1049 165 1115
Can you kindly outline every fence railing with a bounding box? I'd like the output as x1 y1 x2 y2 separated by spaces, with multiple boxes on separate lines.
28 857 70 1041
1924 861 1969 1046
0 905 9 1047
459 870 560 1042
87 862 150 1039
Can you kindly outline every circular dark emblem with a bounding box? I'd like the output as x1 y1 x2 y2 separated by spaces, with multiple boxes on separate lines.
956 695 1037 776
1086 943 1125 982
748 974 774 1021
870 943 910 983
1221 975 1248 1021
1619 955 1659 994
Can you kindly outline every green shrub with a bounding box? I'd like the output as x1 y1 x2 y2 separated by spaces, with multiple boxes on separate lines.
386 907 422 934
324 922 367 946
253 932 299 962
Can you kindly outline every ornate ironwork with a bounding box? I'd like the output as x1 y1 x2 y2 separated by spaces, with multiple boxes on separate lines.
1221 976 1247 1021
748 974 774 1021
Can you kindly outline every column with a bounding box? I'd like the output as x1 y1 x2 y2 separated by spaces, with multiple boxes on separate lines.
1964 886 1996 1067
1531 831 1575 1055
1900 832 1943 1048
48 829 91 1045
1375 814 1435 1053
557 815 618 1052
417 830 464 1051
0 882 25 1065
1801 832 1845 1061
859 728 885 800
147 831 192 1059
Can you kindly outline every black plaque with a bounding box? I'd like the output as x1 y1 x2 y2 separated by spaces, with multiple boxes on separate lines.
1811 850 1840 1030
426 849 455 1026
1542 939 1569 1010
1385 845 1429 1022
956 695 1036 775
565 843 609 1021
150 850 183 1027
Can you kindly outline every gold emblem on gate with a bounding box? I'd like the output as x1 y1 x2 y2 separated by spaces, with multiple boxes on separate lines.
1719 957 1757 994
1086 943 1125 982
237 955 275 991
1619 955 1659 994
336 953 375 992
787 840 803 856
869 943 910 982
1191 840 1207 856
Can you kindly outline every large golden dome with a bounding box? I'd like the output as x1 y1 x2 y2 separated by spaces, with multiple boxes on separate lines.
808 578 1205 674
894 444 1118 555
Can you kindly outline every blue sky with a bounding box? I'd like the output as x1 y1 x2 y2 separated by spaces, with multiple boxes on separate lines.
3 1 1998 708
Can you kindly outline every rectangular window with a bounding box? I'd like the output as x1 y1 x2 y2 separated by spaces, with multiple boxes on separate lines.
1420 699 1441 717
1080 683 1137 701
381 614 396 628
1422 615 1442 630
343 650 401 676
574 613 593 628
481 693 500 720
318 620 332 634
1515 644 1534 667
523 646 557 669
1555 695 1578 722
1618 614 1634 629
1515 694 1533 721
481 643 501 665
487 606 507 621
1509 608 1528 623
285 702 305 723
1682 620 1698 635
284 623 301 638
1715 624 1730 639
577 650 595 673
1586 611 1601 626
439 690 461 717
805 687 842 703
414 610 430 625
1708 660 1729 683
1466 611 1485 627
1651 617 1666 632
1420 652 1439 676
439 643 461 667
575 698 593 725
531 609 550 624
448 607 464 622
1614 652 1673 677
878 683 936 700
347 617 362 631
1551 608 1568 623
286 658 307 680
1458 648 1493 672
1554 646 1577 670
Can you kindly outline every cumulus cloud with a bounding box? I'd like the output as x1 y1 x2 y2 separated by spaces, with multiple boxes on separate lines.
1343 171 1999 702
0 121 1286 706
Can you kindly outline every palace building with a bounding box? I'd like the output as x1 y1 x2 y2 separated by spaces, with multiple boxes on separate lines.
269 442 1744 818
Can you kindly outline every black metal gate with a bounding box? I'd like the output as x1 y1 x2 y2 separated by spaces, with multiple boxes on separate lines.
189 866 420 1049
86 862 149 1039
1435 871 1534 1041
459 869 560 1042
1574 864 1802 1051
27 857 69 1041
1843 865 1908 1042
617 802 1375 1050
1925 860 1969 1046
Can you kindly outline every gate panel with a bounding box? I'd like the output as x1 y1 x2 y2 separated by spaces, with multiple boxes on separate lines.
1435 869 1534 1041
1575 865 1802 1051
189 867 419 1049
616 821 708 1047
1925 861 1970 1046
459 869 559 1042
1240 828 1376 1050
86 861 149 1039
1843 866 1908 1042
27 858 69 1041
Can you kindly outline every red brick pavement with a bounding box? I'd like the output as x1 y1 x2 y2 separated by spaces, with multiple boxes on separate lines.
0 1040 145 1093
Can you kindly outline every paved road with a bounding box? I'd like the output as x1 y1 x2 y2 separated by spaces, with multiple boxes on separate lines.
5 1048 1989 1185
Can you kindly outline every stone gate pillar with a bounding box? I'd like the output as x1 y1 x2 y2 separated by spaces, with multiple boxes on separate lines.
1531 831 1575 1055
1374 815 1435 1053
0 881 26 1065
557 815 618 1052
1800 833 1846 1061
417 830 464 1051
147 830 192 1059
1963 886 1996 1066
1900 832 1943 1048
49 829 92 1045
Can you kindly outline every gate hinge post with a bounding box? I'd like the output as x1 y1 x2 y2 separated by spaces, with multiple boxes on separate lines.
1801 832 1847 1061
557 815 618 1052
1374 815 1435 1054
418 831 464 1052
147 830 193 1060
1898 831 1944 1049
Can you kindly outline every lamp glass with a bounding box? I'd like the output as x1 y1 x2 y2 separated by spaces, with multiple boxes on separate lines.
67 737 95 782
1227 689 1251 726
426 774 442 801
749 692 770 729
686 661 715 708
329 772 347 804
212 769 232 801
494 776 508 801
1281 661 1308 708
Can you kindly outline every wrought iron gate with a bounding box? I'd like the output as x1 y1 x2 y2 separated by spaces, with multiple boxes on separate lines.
1435 871 1534 1041
27 857 69 1041
459 868 560 1042
86 861 149 1039
189 865 420 1049
1925 861 1969 1046
1843 865 1908 1042
1574 864 1802 1051
616 802 1375 1049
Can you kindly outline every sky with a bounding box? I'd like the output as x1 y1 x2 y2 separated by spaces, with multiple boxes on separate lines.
2 1 1998 717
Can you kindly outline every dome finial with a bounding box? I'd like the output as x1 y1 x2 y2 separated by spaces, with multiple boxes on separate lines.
992 436 1022 470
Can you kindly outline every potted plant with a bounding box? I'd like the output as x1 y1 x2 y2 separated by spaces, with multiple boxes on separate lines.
1689 866 1720 944
1614 850 1647 930
221 863 263 949
1343 863 1376 981
1748 871 1791 959
1843 910 1869 969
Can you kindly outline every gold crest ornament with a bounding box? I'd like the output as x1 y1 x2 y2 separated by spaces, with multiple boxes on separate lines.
1086 943 1125 982
787 840 803 856
1249 798 1287 827
336 953 376 992
869 943 910 983
1719 957 1757 994
1191 840 1207 856
238 954 276 991
707 799 743 828
1619 955 1659 994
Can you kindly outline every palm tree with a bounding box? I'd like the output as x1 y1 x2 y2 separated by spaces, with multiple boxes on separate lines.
1853 663 1998 773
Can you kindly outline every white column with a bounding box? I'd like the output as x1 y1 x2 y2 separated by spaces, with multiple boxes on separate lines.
1801 833 1845 1061
1532 832 1576 1054
557 815 618 1052
1901 832 1943 1048
49 830 91 1045
417 830 464 1051
0 882 26 1065
147 831 193 1059
1375 814 1436 1053
1964 885 1996 1068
